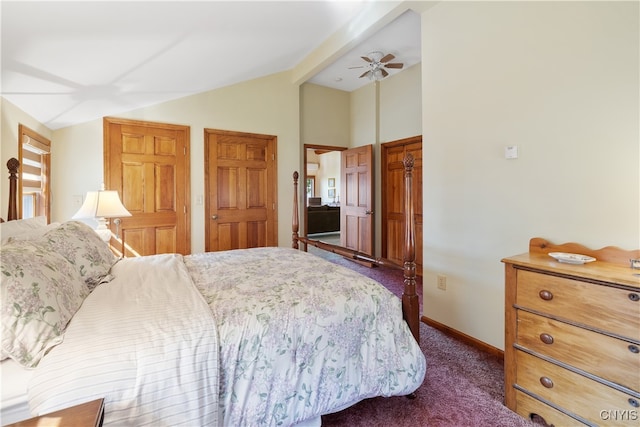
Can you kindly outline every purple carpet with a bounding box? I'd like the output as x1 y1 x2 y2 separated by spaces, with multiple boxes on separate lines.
308 247 535 426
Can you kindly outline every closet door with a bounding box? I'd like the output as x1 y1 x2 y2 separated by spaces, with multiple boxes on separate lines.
204 129 277 252
382 136 422 275
104 117 190 256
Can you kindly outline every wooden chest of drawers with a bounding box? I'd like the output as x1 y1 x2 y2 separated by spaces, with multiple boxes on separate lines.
503 238 640 426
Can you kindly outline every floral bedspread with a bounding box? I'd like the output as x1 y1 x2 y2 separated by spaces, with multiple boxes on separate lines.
184 247 426 427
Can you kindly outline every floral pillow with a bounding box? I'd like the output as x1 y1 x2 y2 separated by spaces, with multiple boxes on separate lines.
39 221 117 289
1 239 89 368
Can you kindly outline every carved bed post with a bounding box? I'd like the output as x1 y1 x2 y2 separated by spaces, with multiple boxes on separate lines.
292 171 299 249
291 158 420 344
402 154 420 344
7 157 20 221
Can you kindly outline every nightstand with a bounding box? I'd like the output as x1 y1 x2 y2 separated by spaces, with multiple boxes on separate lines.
6 398 104 427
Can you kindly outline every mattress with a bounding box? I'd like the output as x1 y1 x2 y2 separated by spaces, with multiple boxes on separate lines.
1 358 33 424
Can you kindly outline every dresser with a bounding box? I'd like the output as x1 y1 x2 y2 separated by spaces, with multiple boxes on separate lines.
503 238 640 426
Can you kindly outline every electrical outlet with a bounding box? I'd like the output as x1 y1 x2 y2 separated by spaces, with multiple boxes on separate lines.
437 275 447 291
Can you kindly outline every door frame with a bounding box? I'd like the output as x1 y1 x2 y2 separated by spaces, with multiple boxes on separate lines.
303 144 346 238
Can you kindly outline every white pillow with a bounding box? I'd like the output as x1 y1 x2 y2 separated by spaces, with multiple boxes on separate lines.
0 216 48 244
5 222 61 243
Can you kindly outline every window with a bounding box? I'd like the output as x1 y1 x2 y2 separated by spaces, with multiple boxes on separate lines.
22 193 37 218
306 176 315 198
19 125 51 221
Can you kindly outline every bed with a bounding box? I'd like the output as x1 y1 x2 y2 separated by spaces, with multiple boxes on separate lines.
1 156 425 426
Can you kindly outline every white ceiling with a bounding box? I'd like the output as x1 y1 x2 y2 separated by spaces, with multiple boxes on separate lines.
1 1 421 130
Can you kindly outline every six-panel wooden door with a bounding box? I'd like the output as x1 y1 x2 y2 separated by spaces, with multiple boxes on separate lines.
204 129 277 252
104 117 190 256
340 144 373 255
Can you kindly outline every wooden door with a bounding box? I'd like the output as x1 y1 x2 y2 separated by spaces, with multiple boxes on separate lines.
382 136 422 275
340 144 373 255
104 118 190 256
204 129 277 251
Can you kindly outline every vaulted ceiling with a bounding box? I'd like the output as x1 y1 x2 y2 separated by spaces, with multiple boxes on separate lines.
1 1 421 130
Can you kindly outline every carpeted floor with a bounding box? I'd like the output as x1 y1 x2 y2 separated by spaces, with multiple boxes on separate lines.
307 246 535 427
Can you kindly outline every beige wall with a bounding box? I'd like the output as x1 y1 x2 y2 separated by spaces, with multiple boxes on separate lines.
349 83 376 148
300 83 350 147
44 71 300 253
380 62 422 143
420 1 639 349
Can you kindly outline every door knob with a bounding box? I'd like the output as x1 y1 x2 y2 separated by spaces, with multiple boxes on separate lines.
211 214 218 220
365 210 374 215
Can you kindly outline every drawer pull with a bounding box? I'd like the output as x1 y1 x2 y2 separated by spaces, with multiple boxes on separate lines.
629 293 640 302
539 290 553 301
629 344 640 354
540 376 554 388
540 333 554 345
629 398 639 408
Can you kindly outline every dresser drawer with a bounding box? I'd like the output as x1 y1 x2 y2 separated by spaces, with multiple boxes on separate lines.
517 310 640 392
516 350 640 426
515 389 587 426
515 269 640 341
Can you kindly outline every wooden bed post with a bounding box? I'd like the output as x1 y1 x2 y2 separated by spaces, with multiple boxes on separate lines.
7 157 20 221
291 156 420 344
292 171 299 249
402 154 420 344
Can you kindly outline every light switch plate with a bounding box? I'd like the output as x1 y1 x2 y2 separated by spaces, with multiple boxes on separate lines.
505 145 518 159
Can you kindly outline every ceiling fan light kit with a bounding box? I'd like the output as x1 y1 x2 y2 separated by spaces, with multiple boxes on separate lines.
351 51 404 81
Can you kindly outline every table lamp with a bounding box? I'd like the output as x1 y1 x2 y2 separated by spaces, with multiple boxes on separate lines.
73 187 131 242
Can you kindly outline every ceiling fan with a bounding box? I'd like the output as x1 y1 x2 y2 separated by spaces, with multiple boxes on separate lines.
349 51 404 80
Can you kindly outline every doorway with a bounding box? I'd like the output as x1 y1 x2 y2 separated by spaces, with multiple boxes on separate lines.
304 145 345 246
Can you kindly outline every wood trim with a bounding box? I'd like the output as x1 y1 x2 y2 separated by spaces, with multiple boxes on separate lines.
421 315 505 361
18 124 51 220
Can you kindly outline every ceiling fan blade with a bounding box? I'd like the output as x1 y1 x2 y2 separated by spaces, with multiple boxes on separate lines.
381 69 389 78
361 56 373 63
380 53 395 63
385 63 404 69
348 66 365 69
359 70 370 78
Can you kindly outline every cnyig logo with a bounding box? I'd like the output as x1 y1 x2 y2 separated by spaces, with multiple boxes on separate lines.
599 409 639 421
